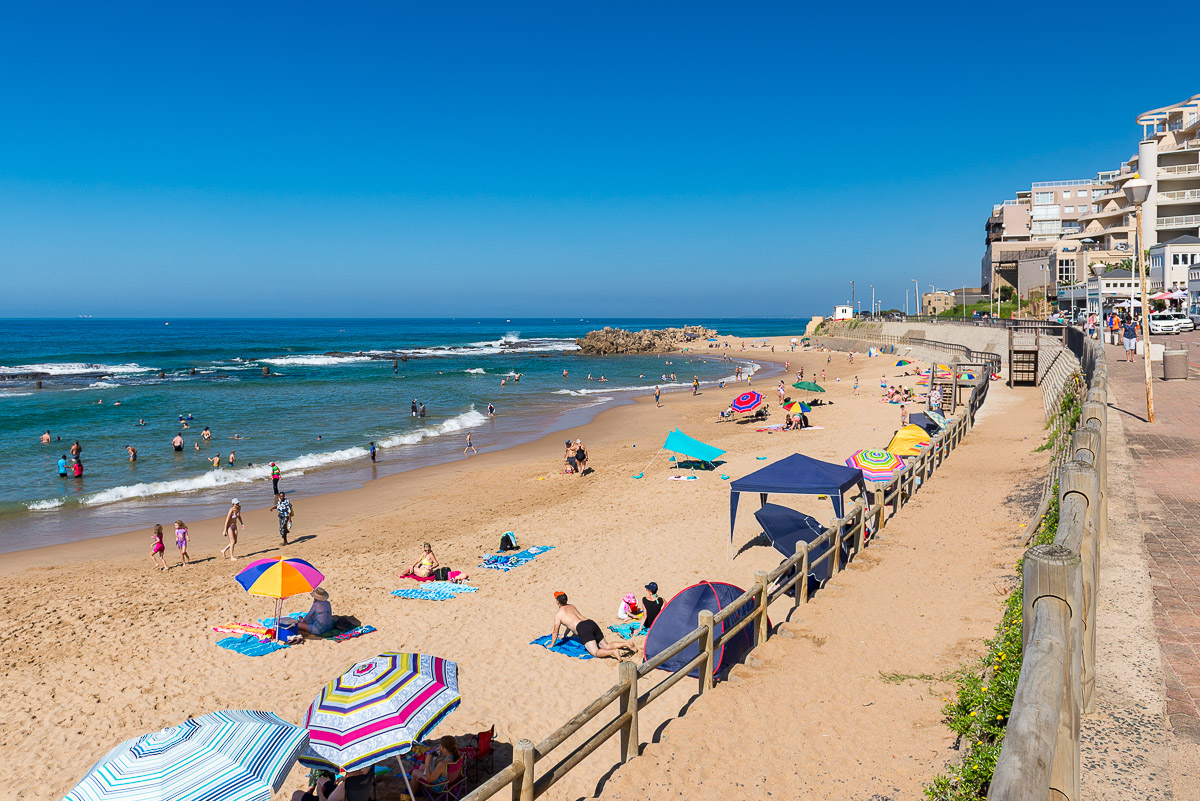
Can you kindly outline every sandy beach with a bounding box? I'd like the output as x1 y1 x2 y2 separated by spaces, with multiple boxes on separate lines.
2 335 1047 800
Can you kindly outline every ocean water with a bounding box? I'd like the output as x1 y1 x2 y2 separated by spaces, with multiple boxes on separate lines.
0 318 808 553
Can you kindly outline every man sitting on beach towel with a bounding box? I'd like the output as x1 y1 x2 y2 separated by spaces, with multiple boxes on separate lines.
550 591 632 659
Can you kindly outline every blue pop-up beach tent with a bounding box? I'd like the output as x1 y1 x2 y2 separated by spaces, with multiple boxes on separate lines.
632 429 726 479
643 581 760 678
728 453 867 557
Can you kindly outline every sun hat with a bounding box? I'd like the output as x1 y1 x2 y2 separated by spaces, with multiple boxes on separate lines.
645 581 658 594
231 498 240 505
623 593 637 605
311 587 329 601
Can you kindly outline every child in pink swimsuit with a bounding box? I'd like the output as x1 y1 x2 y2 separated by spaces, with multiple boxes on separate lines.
150 524 168 571
174 520 190 567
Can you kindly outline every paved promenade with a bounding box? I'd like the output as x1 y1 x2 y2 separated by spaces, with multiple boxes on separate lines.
1104 335 1200 745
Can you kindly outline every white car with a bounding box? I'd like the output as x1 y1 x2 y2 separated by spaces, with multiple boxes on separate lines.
1164 312 1195 332
1149 313 1182 335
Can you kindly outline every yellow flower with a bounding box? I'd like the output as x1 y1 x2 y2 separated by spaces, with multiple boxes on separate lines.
970 711 977 717
982 687 988 692
996 715 1003 720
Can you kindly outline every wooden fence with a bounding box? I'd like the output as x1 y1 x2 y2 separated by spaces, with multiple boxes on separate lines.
987 334 1107 801
461 344 998 801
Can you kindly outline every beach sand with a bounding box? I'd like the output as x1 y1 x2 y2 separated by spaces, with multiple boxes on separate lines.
1 336 1046 800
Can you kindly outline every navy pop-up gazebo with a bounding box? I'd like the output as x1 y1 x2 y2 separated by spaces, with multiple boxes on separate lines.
728 453 867 557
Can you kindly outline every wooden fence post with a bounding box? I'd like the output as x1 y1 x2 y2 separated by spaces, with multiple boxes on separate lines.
698 609 715 694
755 570 770 645
873 486 885 534
1019 544 1082 801
1059 459 1100 716
512 739 535 801
796 546 809 608
1082 397 1108 548
618 661 638 763
829 518 843 574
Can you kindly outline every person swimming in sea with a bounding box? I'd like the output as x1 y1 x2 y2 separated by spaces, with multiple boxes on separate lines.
126 445 137 462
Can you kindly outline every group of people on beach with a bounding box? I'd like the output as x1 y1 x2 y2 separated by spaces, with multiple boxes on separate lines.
563 438 589 475
549 580 664 659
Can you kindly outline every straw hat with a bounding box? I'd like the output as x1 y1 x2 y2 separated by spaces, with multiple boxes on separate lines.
311 587 329 601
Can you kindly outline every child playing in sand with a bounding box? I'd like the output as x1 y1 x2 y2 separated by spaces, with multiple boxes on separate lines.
174 520 190 566
150 524 168 571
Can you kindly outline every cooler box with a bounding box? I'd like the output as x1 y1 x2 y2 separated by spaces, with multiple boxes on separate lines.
275 619 299 641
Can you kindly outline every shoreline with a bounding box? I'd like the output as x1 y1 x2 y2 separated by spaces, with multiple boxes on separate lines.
0 343 783 575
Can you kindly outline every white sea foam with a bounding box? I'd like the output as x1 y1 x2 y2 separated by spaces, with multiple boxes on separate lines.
463 368 487 374
0 391 33 398
257 355 373 367
66 381 122 391
401 337 579 357
378 409 488 448
26 498 65 511
0 362 156 376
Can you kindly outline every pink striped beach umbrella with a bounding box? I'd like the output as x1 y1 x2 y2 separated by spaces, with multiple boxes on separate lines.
299 653 460 798
730 391 764 413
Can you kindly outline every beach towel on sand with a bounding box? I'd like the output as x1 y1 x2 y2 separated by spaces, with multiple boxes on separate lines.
480 545 555 572
217 634 289 657
391 581 477 601
608 621 647 638
530 634 594 660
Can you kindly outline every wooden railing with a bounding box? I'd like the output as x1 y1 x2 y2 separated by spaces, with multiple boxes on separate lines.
988 335 1107 801
461 348 995 801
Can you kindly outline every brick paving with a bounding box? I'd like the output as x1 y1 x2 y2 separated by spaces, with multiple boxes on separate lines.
1104 333 1200 743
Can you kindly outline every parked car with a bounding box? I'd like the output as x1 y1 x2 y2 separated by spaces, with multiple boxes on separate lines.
1148 312 1183 335
1163 312 1195 332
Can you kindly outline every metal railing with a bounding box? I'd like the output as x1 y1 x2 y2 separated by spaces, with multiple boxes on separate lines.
988 334 1107 801
462 339 995 801
1032 179 1093 188
1160 163 1200 177
1158 213 1200 229
1160 189 1200 202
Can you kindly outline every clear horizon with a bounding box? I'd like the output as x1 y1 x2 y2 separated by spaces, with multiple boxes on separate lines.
2 2 1196 318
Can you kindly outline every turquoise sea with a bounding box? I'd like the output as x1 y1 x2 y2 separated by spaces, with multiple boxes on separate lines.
0 318 808 553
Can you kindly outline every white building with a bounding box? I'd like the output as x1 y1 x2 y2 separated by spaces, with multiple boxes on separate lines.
1190 265 1200 320
832 304 853 320
1148 234 1200 291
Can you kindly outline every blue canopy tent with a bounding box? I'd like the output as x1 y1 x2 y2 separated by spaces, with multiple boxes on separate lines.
633 429 726 478
908 411 942 436
728 453 867 557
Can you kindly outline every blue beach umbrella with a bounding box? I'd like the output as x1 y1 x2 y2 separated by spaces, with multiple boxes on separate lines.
64 710 309 801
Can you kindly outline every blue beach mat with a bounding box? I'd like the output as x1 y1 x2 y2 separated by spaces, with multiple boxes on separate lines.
217 634 290 657
390 581 478 601
608 622 647 638
480 545 555 572
530 634 594 660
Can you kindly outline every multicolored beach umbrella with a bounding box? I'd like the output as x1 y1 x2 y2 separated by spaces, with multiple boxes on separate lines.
894 359 911 367
845 449 904 482
235 557 325 637
782 401 811 414
64 710 308 801
236 557 324 599
730 391 764 413
925 410 950 429
959 371 978 381
792 381 825 393
301 653 461 799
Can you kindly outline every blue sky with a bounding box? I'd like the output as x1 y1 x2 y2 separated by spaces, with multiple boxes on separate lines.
1 2 1197 318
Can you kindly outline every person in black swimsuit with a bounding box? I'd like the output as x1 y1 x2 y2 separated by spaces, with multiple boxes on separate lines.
550 592 632 659
641 582 664 629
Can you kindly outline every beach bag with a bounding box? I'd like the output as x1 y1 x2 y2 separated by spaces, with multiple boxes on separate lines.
433 566 450 581
499 531 518 552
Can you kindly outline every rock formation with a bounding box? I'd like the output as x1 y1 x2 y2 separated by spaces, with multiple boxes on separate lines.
574 326 718 355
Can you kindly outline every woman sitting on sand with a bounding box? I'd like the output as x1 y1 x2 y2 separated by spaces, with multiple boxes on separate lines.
297 588 333 636
407 542 440 577
411 736 461 794
292 767 371 801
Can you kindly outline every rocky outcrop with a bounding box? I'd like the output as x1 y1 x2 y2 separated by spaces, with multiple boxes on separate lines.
575 326 718 355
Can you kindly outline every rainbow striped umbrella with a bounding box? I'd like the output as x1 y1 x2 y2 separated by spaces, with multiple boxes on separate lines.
782 401 811 414
845 449 904 482
959 371 978 381
894 359 911 367
64 710 308 801
730 391 764 413
301 653 461 799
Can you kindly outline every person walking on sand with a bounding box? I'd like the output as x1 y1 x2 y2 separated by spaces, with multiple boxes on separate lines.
574 439 588 474
270 462 281 498
464 432 478 455
220 499 244 560
820 369 825 383
149 524 168 571
654 386 661 407
853 376 860 395
174 520 190 566
692 377 699 395
900 403 909 427
549 592 632 659
276 491 293 545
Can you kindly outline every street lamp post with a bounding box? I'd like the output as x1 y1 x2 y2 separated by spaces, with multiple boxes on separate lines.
912 279 920 317
850 281 855 317
905 289 910 316
870 285 875 318
1124 176 1155 423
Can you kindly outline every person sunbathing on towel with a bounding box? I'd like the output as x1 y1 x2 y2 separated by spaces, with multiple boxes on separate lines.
407 542 440 577
550 592 632 659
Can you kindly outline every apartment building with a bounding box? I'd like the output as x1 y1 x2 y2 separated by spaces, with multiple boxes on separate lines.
1149 235 1200 291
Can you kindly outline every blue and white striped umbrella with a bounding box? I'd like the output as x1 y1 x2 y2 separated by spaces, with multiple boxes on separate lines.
63 710 309 801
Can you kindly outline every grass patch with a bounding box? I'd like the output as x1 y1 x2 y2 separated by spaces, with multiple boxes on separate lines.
879 670 960 685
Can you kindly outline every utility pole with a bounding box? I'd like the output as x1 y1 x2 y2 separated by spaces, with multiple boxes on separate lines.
905 289 910 316
870 285 875 318
912 278 920 317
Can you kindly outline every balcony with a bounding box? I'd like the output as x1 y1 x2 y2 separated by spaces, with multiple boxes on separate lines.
1161 137 1200 153
1031 179 1093 188
1159 189 1200 204
1160 164 1200 177
1157 214 1200 230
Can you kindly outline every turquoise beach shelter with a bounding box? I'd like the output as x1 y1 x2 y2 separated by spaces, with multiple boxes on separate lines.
663 428 726 465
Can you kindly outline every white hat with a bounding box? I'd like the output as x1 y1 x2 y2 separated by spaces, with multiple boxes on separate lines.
232 498 240 505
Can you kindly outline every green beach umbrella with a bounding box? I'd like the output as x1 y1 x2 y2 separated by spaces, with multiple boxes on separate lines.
792 381 825 393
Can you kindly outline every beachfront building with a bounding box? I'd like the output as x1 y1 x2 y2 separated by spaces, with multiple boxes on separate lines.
1190 264 1200 320
923 290 954 315
1148 235 1200 292
832 304 853 320
1060 268 1140 316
